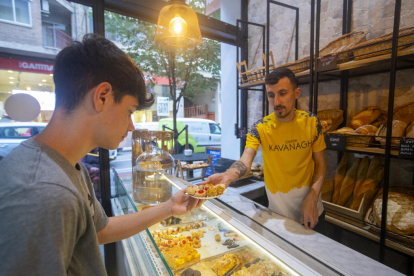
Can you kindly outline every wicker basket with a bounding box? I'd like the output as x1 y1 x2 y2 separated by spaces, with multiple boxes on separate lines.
351 26 414 61
346 133 375 148
393 101 414 125
319 31 366 63
365 186 414 247
317 109 344 132
277 56 310 73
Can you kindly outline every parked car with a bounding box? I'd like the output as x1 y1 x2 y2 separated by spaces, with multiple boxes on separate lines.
0 122 47 161
0 122 117 161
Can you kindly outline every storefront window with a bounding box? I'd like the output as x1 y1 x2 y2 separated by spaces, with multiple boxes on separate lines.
105 10 223 189
0 0 31 25
0 2 101 198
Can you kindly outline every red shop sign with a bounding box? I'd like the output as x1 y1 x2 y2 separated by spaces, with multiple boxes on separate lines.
0 57 54 74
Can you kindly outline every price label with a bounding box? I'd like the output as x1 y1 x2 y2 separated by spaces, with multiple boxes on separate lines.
317 54 338 72
399 139 414 159
325 134 346 150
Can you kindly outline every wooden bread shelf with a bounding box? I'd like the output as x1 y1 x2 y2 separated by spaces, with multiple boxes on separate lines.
326 211 414 258
238 46 414 88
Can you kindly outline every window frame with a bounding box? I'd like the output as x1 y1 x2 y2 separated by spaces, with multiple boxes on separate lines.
0 0 32 27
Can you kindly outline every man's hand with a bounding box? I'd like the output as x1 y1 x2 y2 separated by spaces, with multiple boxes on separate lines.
302 189 319 230
200 172 233 188
167 188 206 216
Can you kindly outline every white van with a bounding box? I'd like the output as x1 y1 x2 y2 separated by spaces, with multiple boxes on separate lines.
118 118 221 153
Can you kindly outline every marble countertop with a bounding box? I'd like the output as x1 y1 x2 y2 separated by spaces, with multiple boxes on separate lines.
217 183 403 276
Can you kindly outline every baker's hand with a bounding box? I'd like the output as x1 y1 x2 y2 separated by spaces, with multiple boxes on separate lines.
167 188 206 216
302 189 319 230
200 173 232 188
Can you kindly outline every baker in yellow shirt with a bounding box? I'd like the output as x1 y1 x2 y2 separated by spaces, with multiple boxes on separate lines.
203 67 327 231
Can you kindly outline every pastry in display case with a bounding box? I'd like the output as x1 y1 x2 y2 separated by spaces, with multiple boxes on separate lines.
112 171 357 276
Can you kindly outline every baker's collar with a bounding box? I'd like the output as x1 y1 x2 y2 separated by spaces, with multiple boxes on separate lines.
263 109 297 127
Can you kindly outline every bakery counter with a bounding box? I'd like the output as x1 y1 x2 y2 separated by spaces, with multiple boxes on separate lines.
110 172 402 276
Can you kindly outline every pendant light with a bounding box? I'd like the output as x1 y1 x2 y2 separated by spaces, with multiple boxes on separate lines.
154 0 202 49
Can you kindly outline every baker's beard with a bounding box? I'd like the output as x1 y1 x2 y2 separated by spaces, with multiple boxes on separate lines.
274 105 293 119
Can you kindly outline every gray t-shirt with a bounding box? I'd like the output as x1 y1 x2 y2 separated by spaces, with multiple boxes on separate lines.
0 138 109 275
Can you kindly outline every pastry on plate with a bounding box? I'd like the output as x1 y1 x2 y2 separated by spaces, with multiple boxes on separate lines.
195 189 207 197
187 186 196 195
215 234 221 242
193 241 201 248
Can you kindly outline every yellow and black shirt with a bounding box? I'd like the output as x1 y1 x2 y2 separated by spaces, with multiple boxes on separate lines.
245 110 326 223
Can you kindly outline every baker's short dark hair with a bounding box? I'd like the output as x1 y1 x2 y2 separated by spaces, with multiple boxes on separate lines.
53 34 154 112
265 67 298 89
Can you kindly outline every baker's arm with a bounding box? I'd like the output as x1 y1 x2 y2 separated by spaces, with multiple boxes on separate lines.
97 188 205 244
200 147 257 187
302 150 327 229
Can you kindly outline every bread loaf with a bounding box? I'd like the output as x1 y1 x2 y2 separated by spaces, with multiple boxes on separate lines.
350 157 383 210
352 156 370 198
375 120 408 145
354 125 378 135
332 152 349 204
337 158 361 206
373 192 414 235
406 122 414 138
349 106 381 129
320 119 333 133
335 127 354 134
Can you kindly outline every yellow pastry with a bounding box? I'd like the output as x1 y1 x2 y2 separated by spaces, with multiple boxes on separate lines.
191 230 199 238
215 234 221 242
187 186 196 195
212 253 238 276
162 244 200 270
193 241 201 248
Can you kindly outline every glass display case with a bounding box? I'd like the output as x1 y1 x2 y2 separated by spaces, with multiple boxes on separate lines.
111 169 344 276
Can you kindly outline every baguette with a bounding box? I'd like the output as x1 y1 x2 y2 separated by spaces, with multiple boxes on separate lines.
332 152 349 204
337 158 361 206
354 125 378 135
349 106 381 129
350 156 384 210
352 156 370 195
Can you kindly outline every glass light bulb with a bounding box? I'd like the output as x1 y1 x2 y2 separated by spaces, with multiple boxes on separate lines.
169 16 187 37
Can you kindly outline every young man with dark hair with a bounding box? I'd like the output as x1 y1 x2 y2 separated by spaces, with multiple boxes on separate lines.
203 67 327 231
0 34 205 275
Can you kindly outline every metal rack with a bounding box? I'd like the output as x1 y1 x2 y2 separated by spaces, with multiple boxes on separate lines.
308 0 414 264
235 1 299 147
236 0 414 267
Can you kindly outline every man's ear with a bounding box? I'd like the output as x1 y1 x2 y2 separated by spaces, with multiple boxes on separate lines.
295 87 301 99
93 82 112 112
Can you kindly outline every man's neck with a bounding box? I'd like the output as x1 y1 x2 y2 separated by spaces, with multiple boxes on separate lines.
33 110 95 167
274 109 296 123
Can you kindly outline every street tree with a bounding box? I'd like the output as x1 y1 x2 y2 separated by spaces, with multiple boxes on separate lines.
105 4 220 153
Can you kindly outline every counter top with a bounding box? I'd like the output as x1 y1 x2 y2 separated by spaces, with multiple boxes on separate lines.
218 184 403 276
